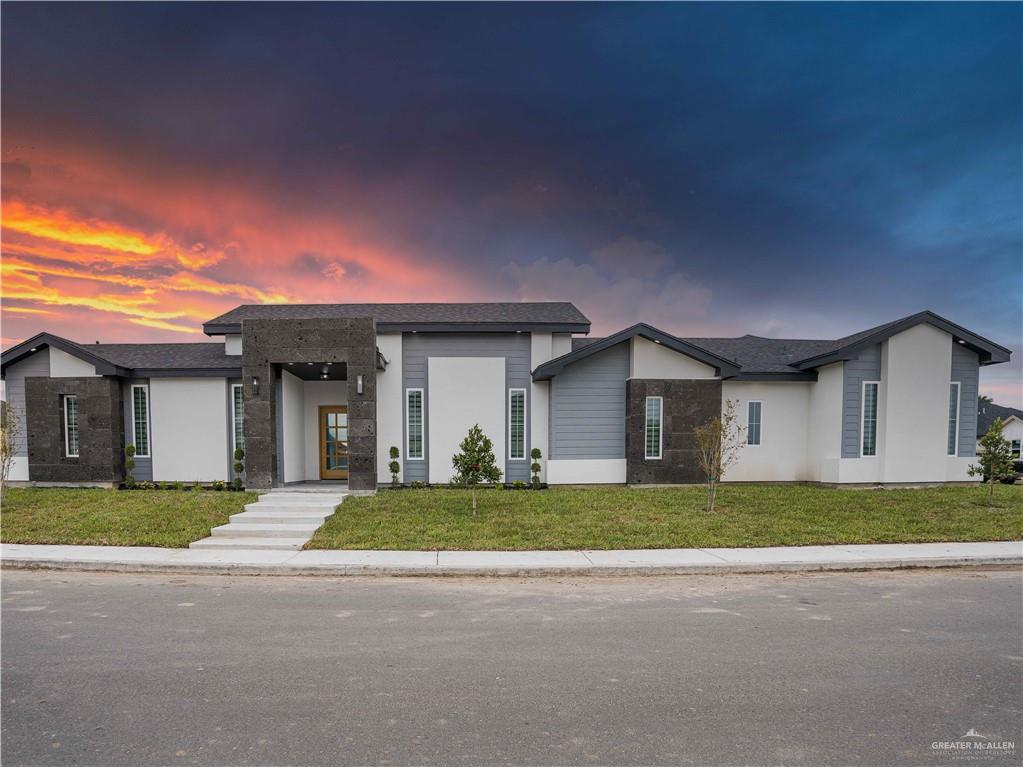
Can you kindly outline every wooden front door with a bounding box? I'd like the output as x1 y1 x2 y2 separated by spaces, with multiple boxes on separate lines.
319 406 349 480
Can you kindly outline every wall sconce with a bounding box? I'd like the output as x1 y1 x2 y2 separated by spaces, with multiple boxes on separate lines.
252 376 260 395
357 375 364 395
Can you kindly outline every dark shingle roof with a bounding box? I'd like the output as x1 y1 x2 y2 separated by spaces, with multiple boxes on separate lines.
91 343 241 371
682 336 836 374
977 403 1023 437
204 302 589 334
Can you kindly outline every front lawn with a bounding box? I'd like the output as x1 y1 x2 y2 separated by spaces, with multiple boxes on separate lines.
1 488 258 547
307 484 1023 550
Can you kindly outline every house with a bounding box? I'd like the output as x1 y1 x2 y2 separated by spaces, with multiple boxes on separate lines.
0 304 1011 490
977 402 1023 459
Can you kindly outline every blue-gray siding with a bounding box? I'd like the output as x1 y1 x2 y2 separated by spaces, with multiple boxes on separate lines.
3 350 50 456
550 341 628 459
401 333 532 483
121 379 152 481
841 344 881 458
951 344 979 457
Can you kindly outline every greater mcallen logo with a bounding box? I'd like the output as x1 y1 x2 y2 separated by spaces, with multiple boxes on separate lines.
931 728 1016 760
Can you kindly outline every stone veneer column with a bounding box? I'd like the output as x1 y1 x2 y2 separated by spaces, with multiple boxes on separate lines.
241 317 377 491
625 379 722 484
24 376 124 483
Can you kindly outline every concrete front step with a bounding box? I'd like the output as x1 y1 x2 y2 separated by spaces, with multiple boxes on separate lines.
230 510 334 524
211 522 322 538
188 537 309 551
255 495 346 506
245 502 341 514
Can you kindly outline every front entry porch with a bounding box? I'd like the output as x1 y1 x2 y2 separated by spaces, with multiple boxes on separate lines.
277 367 349 486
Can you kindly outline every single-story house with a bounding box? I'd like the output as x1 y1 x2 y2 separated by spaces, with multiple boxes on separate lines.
0 303 1011 490
977 402 1023 459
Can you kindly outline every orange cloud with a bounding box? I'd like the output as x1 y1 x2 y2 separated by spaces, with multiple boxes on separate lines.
3 200 161 257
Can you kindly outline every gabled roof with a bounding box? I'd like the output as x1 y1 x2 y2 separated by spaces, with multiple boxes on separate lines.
532 323 742 381
204 302 590 335
1 333 130 376
789 310 1011 369
977 403 1023 437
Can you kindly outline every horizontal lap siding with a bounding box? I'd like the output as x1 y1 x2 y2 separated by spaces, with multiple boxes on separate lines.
402 333 531 483
951 344 979 456
551 341 628 459
841 344 880 458
3 351 50 456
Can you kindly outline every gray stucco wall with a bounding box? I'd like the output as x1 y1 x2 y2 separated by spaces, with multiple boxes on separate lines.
2 350 50 456
121 379 152 481
550 341 629 460
951 344 979 456
841 344 881 458
401 333 531 484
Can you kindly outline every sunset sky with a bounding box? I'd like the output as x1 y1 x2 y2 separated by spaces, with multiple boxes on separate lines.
2 3 1020 404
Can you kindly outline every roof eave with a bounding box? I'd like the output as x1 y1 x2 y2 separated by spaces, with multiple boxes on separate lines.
1 332 128 377
206 320 591 336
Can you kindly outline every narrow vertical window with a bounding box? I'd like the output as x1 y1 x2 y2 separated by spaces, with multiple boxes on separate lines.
946 382 960 456
508 389 526 460
232 383 245 453
406 388 424 460
644 396 662 460
63 395 79 458
747 401 762 446
861 382 879 457
1011 440 1021 460
131 385 150 457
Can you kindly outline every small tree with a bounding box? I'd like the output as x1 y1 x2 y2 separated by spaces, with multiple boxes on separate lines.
530 447 542 489
694 399 746 513
124 444 137 487
968 418 1014 507
389 445 401 488
233 447 245 490
0 401 22 502
451 424 503 514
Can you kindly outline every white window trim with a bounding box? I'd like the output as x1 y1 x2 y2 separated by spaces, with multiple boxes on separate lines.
644 396 663 460
63 394 79 458
747 400 763 447
860 381 880 458
231 383 244 457
131 384 150 458
947 381 961 457
508 388 527 460
405 388 425 461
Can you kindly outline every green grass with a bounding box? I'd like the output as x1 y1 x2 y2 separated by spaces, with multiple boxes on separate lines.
1 488 258 547
307 484 1023 550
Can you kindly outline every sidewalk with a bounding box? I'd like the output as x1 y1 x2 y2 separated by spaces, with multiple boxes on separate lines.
2 541 1020 576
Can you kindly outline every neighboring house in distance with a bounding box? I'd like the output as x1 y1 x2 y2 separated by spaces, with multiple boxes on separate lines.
0 305 1012 489
977 402 1023 459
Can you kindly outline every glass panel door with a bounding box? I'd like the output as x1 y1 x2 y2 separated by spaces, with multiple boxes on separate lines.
319 406 349 480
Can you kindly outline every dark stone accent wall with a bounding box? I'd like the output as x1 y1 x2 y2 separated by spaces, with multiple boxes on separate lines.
241 317 377 491
626 379 722 484
25 376 124 483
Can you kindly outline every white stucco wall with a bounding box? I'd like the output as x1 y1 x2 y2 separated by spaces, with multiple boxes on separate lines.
807 363 843 481
376 334 404 483
630 337 717 379
552 333 572 359
280 370 305 483
224 335 242 355
881 324 952 482
427 357 505 484
722 381 813 481
49 347 99 377
530 332 554 481
547 458 627 484
150 378 229 481
302 380 347 481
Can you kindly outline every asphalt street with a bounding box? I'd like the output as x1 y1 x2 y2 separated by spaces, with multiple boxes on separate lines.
2 569 1021 767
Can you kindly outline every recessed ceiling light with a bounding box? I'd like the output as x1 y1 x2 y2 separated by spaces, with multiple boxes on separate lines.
957 340 966 344
29 347 37 352
307 362 314 365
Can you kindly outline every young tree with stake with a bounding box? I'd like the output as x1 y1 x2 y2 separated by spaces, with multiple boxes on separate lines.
694 399 745 513
968 418 1015 507
451 424 502 514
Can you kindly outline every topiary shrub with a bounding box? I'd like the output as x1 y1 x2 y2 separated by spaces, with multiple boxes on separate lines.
233 447 245 490
389 445 400 488
124 444 137 487
530 447 542 489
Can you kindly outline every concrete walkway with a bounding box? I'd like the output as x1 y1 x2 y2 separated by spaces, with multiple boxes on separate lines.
2 540 1020 576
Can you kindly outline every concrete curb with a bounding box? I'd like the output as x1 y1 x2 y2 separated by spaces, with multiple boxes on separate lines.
2 542 1020 577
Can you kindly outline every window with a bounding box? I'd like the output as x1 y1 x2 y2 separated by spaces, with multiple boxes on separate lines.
231 383 245 454
508 389 526 460
861 382 879 457
644 396 662 460
1012 440 1021 460
131 385 150 457
947 382 960 456
747 401 762 446
63 395 79 458
406 388 424 460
